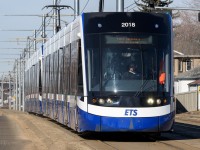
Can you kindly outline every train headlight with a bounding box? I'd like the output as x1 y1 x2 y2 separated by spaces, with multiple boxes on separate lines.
156 99 162 105
99 98 105 105
163 99 167 104
106 98 113 104
92 98 97 104
147 98 154 105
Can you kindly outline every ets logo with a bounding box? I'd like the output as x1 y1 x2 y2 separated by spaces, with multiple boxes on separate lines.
124 109 138 116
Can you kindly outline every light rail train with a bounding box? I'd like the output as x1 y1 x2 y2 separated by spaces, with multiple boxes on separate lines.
25 12 175 135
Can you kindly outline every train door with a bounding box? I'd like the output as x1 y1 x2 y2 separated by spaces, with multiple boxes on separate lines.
68 39 81 130
64 45 71 126
76 39 83 131
38 59 42 114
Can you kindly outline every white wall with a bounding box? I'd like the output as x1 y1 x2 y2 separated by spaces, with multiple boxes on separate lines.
0 99 3 107
189 86 197 92
174 80 194 94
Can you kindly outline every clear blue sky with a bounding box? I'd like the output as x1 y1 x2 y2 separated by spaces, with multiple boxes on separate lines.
0 0 189 75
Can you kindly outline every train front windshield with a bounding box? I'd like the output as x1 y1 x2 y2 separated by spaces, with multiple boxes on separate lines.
86 33 171 94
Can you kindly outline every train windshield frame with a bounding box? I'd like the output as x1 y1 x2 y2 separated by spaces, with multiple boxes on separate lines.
85 32 171 94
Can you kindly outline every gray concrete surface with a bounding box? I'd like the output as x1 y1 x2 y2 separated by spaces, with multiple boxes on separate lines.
0 109 91 150
1 109 200 150
0 111 36 150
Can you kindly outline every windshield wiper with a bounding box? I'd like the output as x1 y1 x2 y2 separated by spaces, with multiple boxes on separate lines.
134 80 149 97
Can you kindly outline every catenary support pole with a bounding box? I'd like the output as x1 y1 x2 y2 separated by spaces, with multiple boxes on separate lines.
9 72 11 109
117 0 124 12
19 58 21 111
1 74 4 108
15 61 18 110
22 59 25 112
74 0 80 19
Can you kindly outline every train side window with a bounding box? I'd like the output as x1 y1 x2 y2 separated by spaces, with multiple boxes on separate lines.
42 58 46 93
46 55 50 94
50 53 54 93
64 45 71 94
34 64 37 94
77 40 83 95
53 51 59 94
70 41 78 95
58 48 64 94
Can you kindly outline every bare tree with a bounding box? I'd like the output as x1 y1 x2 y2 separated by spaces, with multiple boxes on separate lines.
135 0 173 11
174 1 200 55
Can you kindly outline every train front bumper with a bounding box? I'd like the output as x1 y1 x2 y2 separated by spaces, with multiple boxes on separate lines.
77 106 175 132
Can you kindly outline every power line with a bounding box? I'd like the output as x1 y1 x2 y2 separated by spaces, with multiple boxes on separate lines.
0 41 27 43
0 48 23 49
0 58 19 60
155 7 200 11
0 54 20 55
124 3 135 9
0 61 15 62
0 14 74 17
81 0 90 13
0 14 42 17
0 29 37 32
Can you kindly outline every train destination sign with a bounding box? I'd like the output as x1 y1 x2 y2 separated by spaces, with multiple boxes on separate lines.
105 35 153 44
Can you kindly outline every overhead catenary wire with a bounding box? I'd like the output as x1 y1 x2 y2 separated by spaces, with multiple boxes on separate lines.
81 0 90 13
124 1 137 12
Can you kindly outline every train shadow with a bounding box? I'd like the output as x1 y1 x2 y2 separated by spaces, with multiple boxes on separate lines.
28 112 200 142
161 121 200 141
79 122 200 142
79 132 158 142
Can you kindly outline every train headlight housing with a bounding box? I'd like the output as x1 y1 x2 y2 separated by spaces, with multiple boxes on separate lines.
142 96 168 107
90 97 120 106
106 98 113 104
99 98 105 105
156 99 162 105
147 98 154 105
92 98 97 104
163 99 167 104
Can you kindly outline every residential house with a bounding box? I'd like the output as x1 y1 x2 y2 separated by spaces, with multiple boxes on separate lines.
174 54 200 77
174 66 200 94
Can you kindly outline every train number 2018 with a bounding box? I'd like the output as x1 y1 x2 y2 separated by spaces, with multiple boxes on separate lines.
121 22 136 28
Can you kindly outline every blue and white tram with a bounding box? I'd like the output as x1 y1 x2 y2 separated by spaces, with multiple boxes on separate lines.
25 12 175 133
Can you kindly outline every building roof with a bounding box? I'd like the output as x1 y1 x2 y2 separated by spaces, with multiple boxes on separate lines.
188 79 200 86
175 66 200 80
174 55 200 59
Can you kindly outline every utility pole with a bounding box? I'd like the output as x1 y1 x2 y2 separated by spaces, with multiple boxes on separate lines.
22 58 25 112
34 30 37 51
15 60 18 110
53 0 57 35
116 0 124 12
13 70 16 110
19 57 21 111
9 72 11 109
43 4 73 33
99 0 104 12
74 0 80 19
1 74 4 108
42 14 47 44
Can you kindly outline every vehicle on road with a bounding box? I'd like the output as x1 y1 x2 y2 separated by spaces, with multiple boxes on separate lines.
25 12 175 135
